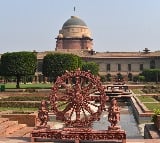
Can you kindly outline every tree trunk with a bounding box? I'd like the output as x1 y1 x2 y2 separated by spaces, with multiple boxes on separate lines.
16 75 21 88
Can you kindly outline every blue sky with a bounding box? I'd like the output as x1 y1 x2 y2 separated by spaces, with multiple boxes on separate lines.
0 0 160 53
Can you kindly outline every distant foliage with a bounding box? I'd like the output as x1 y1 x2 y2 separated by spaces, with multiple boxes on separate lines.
133 75 139 82
152 109 160 122
138 75 145 82
100 75 106 82
128 73 132 81
115 73 123 82
42 53 82 82
82 62 99 75
141 69 160 82
106 73 111 81
1 52 37 88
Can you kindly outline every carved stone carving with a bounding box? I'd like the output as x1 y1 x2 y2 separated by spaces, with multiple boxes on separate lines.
49 69 107 127
36 100 49 128
31 69 126 143
108 98 120 130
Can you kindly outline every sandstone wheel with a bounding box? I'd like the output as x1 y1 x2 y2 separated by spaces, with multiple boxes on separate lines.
50 69 107 127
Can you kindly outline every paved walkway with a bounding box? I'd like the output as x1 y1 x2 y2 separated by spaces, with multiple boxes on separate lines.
0 138 159 143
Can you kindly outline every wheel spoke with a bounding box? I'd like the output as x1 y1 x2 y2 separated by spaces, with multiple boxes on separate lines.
75 103 81 120
81 105 88 119
84 101 99 108
82 102 94 115
68 104 76 120
62 102 72 113
89 89 98 94
56 95 70 101
66 88 74 96
50 69 106 127
57 101 70 108
82 82 93 92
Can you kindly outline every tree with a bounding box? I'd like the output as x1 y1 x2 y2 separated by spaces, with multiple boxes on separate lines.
141 69 160 82
42 53 82 81
138 75 145 82
128 73 132 81
82 62 99 75
1 52 37 88
116 73 123 82
106 73 111 81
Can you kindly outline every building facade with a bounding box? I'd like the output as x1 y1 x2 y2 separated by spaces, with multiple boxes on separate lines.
1 15 160 82
34 15 160 82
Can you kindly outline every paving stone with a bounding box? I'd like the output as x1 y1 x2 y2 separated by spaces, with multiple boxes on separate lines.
8 127 34 137
0 118 9 124
0 120 18 136
6 124 26 135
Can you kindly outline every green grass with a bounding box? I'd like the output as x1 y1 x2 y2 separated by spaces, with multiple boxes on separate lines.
2 83 53 89
57 101 68 111
0 96 48 101
137 96 157 102
0 107 37 112
143 103 160 111
132 89 144 94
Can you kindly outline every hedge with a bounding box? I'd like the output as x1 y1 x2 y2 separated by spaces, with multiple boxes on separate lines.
0 101 41 108
0 96 48 101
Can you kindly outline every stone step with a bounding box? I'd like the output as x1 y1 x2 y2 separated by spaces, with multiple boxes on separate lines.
0 120 18 136
6 123 26 135
8 126 34 137
0 117 9 124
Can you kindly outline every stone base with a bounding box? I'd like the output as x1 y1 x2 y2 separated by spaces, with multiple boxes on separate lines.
144 124 160 139
108 126 121 130
34 125 50 131
31 127 126 143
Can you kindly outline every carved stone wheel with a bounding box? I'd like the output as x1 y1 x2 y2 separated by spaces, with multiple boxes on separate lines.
50 69 107 127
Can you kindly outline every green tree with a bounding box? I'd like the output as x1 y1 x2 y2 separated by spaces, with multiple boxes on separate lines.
82 62 99 75
106 73 111 81
1 52 37 88
141 69 160 82
128 73 132 81
138 75 145 82
116 73 123 82
42 53 82 81
133 75 139 82
100 75 106 82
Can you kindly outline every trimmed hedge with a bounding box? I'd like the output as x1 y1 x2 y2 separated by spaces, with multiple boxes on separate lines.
0 96 48 101
0 101 41 108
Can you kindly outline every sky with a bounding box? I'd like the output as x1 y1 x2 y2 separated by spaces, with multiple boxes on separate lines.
0 0 160 54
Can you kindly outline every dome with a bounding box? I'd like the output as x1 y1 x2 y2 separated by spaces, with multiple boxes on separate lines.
62 16 87 28
57 34 63 38
82 33 90 38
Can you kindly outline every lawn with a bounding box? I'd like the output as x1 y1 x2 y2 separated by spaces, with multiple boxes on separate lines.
132 89 144 94
0 107 37 112
137 96 157 102
143 103 160 111
0 96 48 101
1 83 53 89
136 95 160 111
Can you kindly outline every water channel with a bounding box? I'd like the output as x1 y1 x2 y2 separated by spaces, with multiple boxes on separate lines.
92 101 144 139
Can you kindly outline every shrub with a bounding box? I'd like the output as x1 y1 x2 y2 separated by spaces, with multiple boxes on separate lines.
100 75 106 82
0 96 48 101
0 101 40 108
106 73 111 82
152 109 160 122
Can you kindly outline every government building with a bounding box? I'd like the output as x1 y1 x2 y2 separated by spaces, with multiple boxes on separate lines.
35 15 160 82
1 15 160 82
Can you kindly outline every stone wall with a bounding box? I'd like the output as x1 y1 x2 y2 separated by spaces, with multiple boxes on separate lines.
129 96 153 124
1 114 36 127
93 58 151 76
